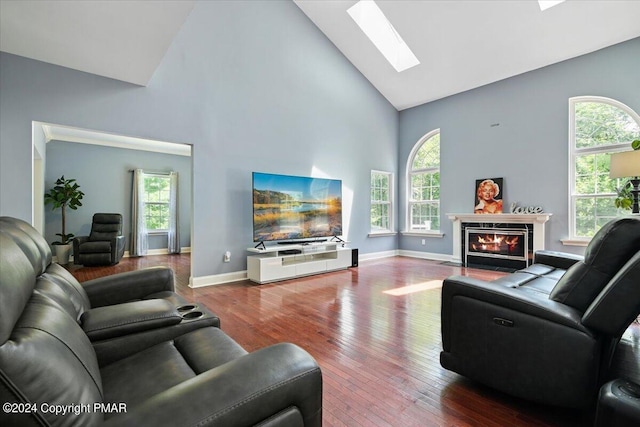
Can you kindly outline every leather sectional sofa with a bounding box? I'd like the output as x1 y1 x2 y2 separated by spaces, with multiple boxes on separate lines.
0 217 322 426
441 216 640 409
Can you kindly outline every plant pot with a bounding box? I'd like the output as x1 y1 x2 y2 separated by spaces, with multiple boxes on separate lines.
55 244 72 265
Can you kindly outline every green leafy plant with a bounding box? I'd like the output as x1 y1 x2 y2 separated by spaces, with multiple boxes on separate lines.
44 176 84 245
614 180 633 210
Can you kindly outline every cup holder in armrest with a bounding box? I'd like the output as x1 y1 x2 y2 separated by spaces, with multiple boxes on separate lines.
177 304 198 312
182 311 204 320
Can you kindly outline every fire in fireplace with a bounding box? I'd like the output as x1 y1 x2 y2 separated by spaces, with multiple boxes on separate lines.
470 233 523 256
465 227 529 268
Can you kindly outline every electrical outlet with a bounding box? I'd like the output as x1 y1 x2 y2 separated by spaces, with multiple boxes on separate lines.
223 251 231 262
421 239 426 245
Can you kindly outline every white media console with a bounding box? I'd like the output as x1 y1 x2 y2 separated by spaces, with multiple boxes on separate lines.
246 241 354 284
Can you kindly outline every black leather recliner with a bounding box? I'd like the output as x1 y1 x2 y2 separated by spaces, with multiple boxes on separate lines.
73 213 126 266
0 216 323 426
440 216 640 409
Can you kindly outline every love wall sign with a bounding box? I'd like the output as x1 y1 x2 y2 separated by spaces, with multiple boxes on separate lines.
510 202 544 214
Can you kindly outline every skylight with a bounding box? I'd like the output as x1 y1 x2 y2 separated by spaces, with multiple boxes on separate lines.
538 0 566 11
347 0 419 73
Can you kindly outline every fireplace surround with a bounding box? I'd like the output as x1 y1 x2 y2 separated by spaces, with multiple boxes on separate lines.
448 213 552 269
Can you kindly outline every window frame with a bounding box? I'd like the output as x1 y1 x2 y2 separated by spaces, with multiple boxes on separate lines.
566 96 640 244
370 170 394 234
405 129 441 235
143 173 172 234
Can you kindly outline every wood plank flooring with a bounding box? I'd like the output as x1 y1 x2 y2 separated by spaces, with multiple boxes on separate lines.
67 254 623 426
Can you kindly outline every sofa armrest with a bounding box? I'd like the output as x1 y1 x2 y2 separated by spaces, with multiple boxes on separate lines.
104 343 322 427
81 299 182 341
442 275 591 349
81 267 175 307
533 250 584 270
72 236 89 265
110 235 126 263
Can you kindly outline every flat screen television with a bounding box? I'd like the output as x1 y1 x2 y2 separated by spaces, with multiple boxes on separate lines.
252 172 342 243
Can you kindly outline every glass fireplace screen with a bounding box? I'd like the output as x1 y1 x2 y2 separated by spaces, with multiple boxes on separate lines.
465 227 528 266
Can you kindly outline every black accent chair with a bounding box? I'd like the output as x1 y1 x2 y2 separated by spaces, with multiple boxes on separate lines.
0 216 323 427
440 216 640 409
73 213 126 266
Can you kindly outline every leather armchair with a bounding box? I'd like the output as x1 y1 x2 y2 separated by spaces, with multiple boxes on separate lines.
0 216 206 322
440 217 640 409
0 216 323 427
73 213 126 266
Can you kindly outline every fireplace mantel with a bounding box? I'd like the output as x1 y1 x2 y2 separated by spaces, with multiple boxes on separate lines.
447 213 552 265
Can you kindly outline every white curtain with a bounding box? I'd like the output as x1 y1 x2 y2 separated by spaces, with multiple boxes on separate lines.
168 171 180 254
131 169 148 256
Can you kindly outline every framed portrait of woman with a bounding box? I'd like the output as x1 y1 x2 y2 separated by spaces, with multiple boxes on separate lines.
474 178 503 214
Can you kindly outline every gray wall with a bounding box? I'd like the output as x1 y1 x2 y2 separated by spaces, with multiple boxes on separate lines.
0 1 399 280
398 37 640 256
44 141 192 251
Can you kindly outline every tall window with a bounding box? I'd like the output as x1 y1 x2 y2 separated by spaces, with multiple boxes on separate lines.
407 129 440 232
569 97 640 240
370 170 393 233
143 174 171 231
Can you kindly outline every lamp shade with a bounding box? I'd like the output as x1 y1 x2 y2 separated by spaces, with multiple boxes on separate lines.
610 150 640 178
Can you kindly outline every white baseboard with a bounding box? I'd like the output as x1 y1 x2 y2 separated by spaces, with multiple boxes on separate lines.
359 250 398 261
359 249 453 263
55 247 192 264
123 247 191 257
190 270 248 288
397 249 453 262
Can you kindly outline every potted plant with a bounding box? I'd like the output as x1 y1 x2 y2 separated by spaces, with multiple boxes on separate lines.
44 176 84 264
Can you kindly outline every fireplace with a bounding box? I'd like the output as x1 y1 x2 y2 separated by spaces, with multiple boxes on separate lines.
465 227 529 268
447 213 552 270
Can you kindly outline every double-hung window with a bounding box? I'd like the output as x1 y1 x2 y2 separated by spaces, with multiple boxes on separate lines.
370 170 393 233
568 96 640 241
407 129 440 232
143 174 171 232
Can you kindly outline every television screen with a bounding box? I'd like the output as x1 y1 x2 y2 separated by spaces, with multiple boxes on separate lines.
252 172 342 242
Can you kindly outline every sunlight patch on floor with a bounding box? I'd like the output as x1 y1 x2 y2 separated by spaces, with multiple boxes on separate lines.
383 280 443 296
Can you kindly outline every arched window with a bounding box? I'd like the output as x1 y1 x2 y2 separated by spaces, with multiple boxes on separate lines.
568 96 640 241
407 129 440 232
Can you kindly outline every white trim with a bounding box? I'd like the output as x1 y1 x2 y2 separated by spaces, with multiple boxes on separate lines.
397 250 452 262
41 122 192 156
368 231 397 237
359 250 398 261
124 247 191 257
401 231 444 238
190 271 248 288
55 246 191 263
358 249 451 262
560 238 590 247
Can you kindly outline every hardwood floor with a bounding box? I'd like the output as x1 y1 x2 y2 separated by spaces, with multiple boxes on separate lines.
68 254 622 426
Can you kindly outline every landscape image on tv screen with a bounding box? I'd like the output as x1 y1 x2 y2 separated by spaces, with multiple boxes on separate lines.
253 172 342 242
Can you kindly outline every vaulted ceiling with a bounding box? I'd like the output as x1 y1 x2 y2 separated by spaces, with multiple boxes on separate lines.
2 1 639 111
296 0 640 110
